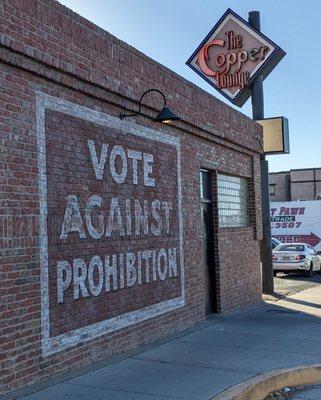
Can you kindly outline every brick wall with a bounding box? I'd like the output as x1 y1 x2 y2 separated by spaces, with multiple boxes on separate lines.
0 0 263 394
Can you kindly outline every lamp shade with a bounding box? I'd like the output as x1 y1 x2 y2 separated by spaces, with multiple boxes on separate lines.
153 106 181 123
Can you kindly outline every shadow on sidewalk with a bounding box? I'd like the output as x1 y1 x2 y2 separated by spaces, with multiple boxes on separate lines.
277 296 321 311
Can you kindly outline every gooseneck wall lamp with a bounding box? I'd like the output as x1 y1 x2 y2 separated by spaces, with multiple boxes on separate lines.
119 88 181 124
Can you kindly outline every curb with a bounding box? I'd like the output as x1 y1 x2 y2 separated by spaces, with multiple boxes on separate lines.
212 364 321 400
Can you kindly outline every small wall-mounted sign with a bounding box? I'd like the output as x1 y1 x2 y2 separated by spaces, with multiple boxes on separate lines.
256 116 290 155
186 9 285 107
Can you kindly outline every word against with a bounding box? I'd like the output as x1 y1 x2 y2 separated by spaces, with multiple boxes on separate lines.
57 247 178 303
60 195 173 240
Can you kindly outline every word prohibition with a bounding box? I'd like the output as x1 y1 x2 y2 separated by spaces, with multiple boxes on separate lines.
57 248 178 303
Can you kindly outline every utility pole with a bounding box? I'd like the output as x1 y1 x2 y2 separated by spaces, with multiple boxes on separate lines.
248 11 274 294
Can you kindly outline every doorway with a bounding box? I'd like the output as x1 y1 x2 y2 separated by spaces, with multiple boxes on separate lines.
200 170 217 314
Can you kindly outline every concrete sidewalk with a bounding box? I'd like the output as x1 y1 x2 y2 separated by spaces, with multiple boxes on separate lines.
7 285 321 400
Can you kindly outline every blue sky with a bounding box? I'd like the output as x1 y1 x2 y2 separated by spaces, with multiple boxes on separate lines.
59 0 321 172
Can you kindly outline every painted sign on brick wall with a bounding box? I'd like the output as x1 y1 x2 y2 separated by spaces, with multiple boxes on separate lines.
36 92 184 356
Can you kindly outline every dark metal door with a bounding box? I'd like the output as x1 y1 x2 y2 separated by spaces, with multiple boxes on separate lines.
200 170 216 314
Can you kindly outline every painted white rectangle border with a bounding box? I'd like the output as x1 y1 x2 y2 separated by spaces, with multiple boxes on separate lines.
36 91 185 357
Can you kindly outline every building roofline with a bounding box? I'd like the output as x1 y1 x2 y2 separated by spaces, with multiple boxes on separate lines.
270 167 321 175
269 170 289 175
290 167 321 172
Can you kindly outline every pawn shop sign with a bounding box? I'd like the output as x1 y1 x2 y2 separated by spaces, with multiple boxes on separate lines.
186 9 285 107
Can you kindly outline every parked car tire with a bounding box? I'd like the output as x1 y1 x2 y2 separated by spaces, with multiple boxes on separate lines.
307 262 314 277
273 270 278 277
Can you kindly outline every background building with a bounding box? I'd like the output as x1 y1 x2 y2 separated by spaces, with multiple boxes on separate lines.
269 168 321 201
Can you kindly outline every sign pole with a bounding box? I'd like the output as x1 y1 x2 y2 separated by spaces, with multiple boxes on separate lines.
186 7 285 295
248 11 274 294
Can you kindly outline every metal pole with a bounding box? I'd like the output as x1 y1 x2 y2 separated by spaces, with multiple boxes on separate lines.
260 157 274 293
248 11 264 120
249 11 274 294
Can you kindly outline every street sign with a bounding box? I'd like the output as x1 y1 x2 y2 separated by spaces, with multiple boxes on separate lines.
186 9 285 106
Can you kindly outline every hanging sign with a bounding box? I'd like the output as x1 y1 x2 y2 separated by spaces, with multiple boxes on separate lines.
186 9 285 106
256 116 290 154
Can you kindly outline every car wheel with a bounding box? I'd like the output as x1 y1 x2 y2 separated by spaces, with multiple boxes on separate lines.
307 262 314 277
273 271 277 277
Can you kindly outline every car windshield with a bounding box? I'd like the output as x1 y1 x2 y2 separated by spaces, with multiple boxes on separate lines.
275 244 305 252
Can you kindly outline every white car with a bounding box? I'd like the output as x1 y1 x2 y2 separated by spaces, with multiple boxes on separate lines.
272 243 321 277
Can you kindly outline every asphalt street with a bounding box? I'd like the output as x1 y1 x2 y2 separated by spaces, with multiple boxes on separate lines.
291 384 321 399
274 271 321 297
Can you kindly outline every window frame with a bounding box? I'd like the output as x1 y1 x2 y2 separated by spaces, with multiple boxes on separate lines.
217 173 249 229
269 184 276 197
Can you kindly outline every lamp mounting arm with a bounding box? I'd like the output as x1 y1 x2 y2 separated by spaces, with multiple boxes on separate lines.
255 135 264 153
120 88 167 120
